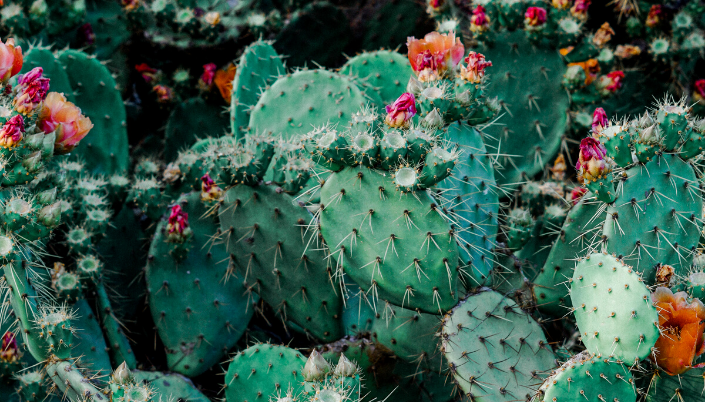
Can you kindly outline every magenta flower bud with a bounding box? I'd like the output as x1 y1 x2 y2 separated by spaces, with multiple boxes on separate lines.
200 63 217 87
200 174 223 202
166 204 192 243
0 115 25 148
591 107 608 133
524 7 547 26
385 92 417 128
576 137 610 183
460 51 492 83
13 67 50 114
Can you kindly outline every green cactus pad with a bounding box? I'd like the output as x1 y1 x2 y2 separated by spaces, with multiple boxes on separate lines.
71 299 113 376
339 50 413 106
224 344 307 402
320 166 459 313
165 97 229 161
146 191 254 377
533 194 604 316
248 69 367 140
132 371 209 402
570 252 660 363
541 351 637 402
645 367 705 401
441 288 555 401
435 122 499 287
219 184 343 343
602 154 702 282
477 30 569 186
231 40 285 136
57 50 129 174
369 303 442 371
20 47 74 100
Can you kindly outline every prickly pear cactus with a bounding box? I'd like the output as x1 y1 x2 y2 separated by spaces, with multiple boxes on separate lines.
224 344 307 402
146 191 254 376
570 252 660 363
230 40 284 136
340 50 413 107
440 288 555 401
537 351 637 402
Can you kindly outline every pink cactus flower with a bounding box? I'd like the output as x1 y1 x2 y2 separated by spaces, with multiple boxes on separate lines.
552 0 570 9
200 174 223 202
384 92 417 128
598 71 625 95
524 7 547 27
37 92 94 154
570 0 590 19
470 6 490 33
460 52 492 83
200 63 217 87
0 38 23 82
135 63 158 83
0 115 24 148
407 31 464 82
0 331 21 363
13 67 50 114
693 79 705 103
646 5 662 28
591 107 608 133
166 204 191 242
576 137 610 183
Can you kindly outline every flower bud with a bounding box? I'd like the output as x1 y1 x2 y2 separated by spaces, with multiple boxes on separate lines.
524 7 547 27
576 137 610 183
422 108 443 128
469 6 490 33
13 67 50 114
592 22 614 47
384 93 416 128
646 5 662 28
459 51 492 83
166 204 192 243
153 85 174 103
302 350 331 381
200 63 217 88
597 71 624 96
591 107 608 133
112 361 133 384
0 114 24 148
200 174 223 202
693 79 705 103
570 0 590 19
334 354 357 377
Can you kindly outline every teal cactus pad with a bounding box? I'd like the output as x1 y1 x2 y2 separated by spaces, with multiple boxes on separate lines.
20 47 74 100
219 184 343 343
477 30 569 185
320 166 459 313
71 299 113 376
231 40 285 136
541 351 637 402
248 69 367 139
533 194 605 316
435 122 499 287
132 371 209 402
165 98 229 161
224 344 307 402
645 367 705 401
146 191 254 377
369 303 442 371
602 154 702 282
57 50 129 174
570 252 660 363
441 288 555 401
339 50 413 106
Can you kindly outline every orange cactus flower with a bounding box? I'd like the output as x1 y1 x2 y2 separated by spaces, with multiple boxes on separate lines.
652 287 705 375
407 31 464 82
37 92 94 154
214 63 237 104
567 59 600 85
0 38 23 82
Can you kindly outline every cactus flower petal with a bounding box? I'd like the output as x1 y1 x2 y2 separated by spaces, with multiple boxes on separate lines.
651 287 705 375
0 38 22 82
37 92 93 154
407 31 464 82
384 92 416 128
